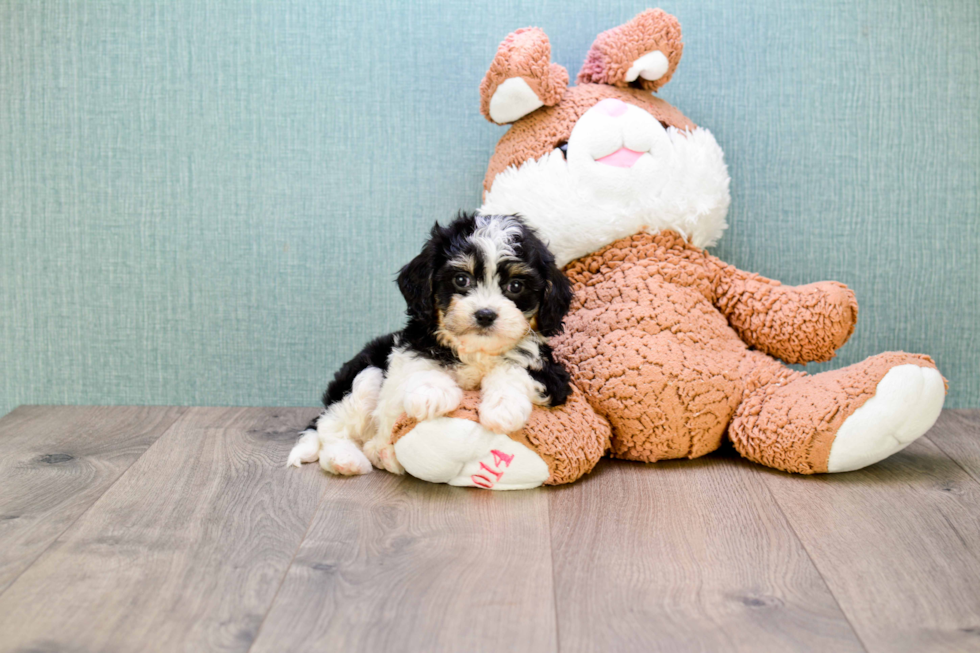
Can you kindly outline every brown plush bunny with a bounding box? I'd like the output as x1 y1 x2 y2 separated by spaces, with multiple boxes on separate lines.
392 9 946 489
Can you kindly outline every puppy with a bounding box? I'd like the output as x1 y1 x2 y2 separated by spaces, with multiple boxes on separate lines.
287 212 574 476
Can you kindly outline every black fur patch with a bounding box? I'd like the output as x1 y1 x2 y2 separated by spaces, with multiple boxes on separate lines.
320 333 396 409
528 343 572 406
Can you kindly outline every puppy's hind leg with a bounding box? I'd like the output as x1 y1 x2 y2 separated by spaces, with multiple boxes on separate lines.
318 367 384 476
287 412 372 476
318 432 373 476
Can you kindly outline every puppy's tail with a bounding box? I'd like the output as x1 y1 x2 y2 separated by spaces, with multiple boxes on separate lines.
287 424 322 468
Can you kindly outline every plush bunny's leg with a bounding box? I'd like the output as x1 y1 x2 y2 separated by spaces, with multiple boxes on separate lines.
391 388 610 489
729 352 946 474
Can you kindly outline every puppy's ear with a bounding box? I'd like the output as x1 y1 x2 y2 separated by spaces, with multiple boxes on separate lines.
537 257 573 337
397 226 441 320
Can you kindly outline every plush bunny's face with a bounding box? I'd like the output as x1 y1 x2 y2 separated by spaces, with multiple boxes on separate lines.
477 10 731 267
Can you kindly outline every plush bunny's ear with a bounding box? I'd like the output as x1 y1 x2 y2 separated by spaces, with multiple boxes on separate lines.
480 28 569 125
577 9 683 92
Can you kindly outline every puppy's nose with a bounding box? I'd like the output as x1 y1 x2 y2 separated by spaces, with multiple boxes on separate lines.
474 308 497 327
595 98 627 117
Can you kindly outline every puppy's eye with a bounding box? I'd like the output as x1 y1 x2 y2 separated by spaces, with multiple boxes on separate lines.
506 279 524 295
557 142 568 158
453 274 472 290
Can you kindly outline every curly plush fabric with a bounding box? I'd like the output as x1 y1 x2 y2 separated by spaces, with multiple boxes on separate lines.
715 276 858 365
479 27 569 124
561 231 860 366
391 387 610 485
553 231 804 461
389 8 947 486
577 8 684 91
482 84 695 194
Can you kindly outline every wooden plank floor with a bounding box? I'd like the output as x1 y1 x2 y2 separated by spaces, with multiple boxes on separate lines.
0 407 977 653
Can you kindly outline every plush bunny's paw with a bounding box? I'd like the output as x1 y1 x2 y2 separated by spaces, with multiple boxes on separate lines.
363 438 405 475
404 380 463 421
394 417 549 490
479 392 533 434
318 439 373 476
828 364 945 473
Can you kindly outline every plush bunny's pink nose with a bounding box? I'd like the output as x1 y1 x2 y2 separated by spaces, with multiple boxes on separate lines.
594 98 628 117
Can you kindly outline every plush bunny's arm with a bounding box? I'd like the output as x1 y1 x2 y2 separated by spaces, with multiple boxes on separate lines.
708 258 858 365
562 232 856 365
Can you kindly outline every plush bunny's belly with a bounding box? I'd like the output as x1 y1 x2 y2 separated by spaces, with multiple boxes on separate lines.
552 232 788 462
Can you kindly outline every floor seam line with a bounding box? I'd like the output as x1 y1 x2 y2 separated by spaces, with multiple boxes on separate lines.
547 491 562 653
757 471 871 653
247 472 332 652
923 433 980 487
921 433 980 569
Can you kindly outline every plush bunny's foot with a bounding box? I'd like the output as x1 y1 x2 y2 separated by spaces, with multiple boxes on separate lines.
393 417 550 490
827 364 945 472
730 352 946 474
390 388 610 488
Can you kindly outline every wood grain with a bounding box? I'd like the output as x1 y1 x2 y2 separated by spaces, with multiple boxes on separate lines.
1 407 978 652
761 436 980 652
927 410 980 485
0 405 185 594
549 455 864 653
250 472 557 653
0 406 323 653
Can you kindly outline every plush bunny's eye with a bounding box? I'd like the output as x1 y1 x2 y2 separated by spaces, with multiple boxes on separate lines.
557 141 569 158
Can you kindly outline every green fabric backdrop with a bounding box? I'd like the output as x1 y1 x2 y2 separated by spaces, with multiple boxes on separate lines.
1 0 978 415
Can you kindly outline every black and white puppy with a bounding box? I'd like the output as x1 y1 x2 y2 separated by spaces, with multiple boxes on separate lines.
287 212 574 476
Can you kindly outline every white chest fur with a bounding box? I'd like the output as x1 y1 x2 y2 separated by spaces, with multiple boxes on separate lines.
453 352 507 390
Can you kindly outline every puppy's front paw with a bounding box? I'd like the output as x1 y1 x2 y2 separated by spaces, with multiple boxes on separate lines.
479 392 532 434
404 382 463 421
363 438 405 475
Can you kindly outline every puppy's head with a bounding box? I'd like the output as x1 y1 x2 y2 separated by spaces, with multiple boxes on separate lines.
398 212 572 356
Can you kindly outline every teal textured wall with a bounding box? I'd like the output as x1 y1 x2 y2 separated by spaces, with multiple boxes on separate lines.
1 0 978 415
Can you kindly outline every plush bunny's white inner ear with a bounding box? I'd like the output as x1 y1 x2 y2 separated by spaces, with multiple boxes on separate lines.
488 77 544 124
625 50 670 82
